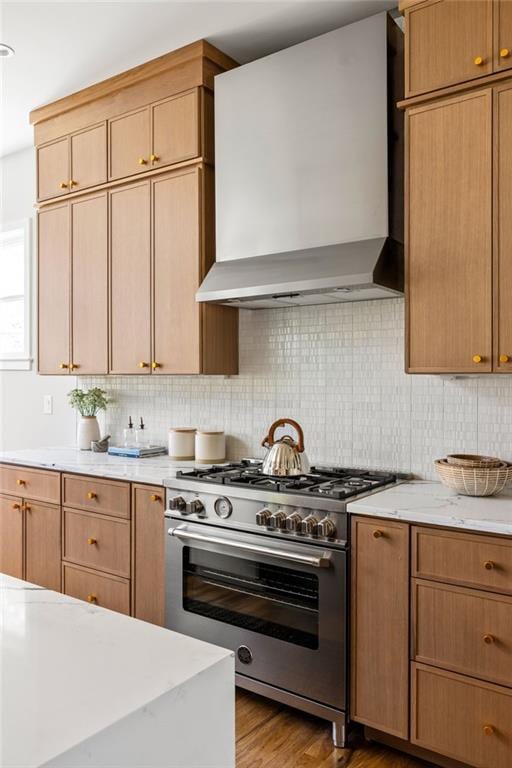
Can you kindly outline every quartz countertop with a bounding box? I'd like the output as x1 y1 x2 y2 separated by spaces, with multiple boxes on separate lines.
347 481 512 536
0 446 208 486
0 574 234 768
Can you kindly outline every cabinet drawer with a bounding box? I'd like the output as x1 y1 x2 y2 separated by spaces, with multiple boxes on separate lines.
63 563 130 615
0 464 60 504
412 663 512 768
413 580 512 687
413 527 512 594
62 474 130 518
63 509 130 577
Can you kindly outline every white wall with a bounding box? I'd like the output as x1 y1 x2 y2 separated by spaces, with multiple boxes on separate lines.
0 147 76 450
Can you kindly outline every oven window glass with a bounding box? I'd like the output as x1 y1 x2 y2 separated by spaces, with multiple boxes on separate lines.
182 546 319 649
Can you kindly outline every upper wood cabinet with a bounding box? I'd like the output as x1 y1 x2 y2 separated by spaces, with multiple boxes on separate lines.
109 181 152 374
407 89 493 373
351 516 410 739
109 108 151 181
403 0 512 97
38 193 108 375
37 123 106 201
494 82 512 371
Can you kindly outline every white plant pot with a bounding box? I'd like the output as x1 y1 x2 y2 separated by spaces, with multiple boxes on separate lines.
77 416 101 451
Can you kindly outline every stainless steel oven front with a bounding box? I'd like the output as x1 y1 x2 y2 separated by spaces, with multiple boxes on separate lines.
165 515 347 741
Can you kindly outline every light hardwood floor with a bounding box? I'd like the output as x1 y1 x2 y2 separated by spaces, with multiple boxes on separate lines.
236 690 428 768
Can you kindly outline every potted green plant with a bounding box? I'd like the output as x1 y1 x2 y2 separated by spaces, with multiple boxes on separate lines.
68 388 108 450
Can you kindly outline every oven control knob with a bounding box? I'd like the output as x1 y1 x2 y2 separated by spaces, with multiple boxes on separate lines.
317 517 336 539
185 498 205 517
285 512 302 532
269 509 287 530
301 515 319 535
169 495 186 512
256 508 271 526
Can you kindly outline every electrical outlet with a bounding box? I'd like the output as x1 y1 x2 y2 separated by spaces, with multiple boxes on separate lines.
43 395 53 415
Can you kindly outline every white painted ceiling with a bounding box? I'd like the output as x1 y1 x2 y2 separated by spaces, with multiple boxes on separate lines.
0 0 395 157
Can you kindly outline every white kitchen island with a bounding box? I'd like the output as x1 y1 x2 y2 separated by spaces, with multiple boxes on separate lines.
0 574 234 768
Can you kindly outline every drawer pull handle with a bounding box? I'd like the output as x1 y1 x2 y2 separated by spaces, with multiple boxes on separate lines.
373 529 384 539
150 494 162 503
483 633 495 644
87 537 97 546
87 595 98 604
87 491 97 500
16 479 25 486
483 724 495 736
484 560 495 570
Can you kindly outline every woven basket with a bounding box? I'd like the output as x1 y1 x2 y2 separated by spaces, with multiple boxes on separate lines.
446 454 504 469
435 459 512 496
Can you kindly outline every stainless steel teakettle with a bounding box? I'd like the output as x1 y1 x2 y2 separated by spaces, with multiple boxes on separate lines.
261 418 310 476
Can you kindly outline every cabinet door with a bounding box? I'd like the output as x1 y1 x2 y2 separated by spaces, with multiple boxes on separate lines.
351 517 409 739
494 0 512 72
37 138 69 201
71 193 108 374
38 204 71 374
151 90 200 169
109 108 150 181
110 182 151 373
153 169 201 373
405 0 493 97
495 84 512 371
407 90 492 373
0 494 23 579
132 485 164 625
25 501 61 591
70 123 107 192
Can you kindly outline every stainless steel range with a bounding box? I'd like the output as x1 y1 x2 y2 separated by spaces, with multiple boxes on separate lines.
164 460 398 747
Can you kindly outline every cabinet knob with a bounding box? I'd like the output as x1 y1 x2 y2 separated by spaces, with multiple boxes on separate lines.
151 361 161 369
87 594 98 604
12 503 21 511
499 354 510 363
484 560 495 570
482 724 495 736
150 154 159 163
24 504 31 513
87 537 97 545
69 363 79 371
16 479 25 486
139 361 149 368
69 179 78 187
500 48 510 59
474 56 484 66
373 529 384 539
59 362 69 370
483 633 495 644
59 181 68 189
138 157 147 165
87 491 97 500
150 494 162 503
472 354 483 364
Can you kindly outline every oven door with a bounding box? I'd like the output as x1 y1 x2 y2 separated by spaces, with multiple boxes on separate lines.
165 519 346 710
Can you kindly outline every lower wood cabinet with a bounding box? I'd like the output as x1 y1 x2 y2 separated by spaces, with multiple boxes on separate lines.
63 508 131 578
63 563 131 615
412 663 512 768
350 516 410 739
0 494 24 579
132 485 165 626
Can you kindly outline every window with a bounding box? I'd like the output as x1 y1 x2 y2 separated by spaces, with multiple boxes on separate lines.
0 219 31 370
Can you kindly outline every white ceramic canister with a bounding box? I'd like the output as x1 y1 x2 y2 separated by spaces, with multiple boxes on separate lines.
168 428 196 460
195 431 226 464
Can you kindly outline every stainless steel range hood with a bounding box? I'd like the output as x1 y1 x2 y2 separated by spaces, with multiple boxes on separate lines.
197 12 404 309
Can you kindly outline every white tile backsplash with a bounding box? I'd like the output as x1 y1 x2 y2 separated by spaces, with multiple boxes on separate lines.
83 298 512 479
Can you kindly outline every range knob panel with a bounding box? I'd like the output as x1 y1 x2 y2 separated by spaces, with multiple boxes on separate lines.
269 509 287 530
285 512 302 532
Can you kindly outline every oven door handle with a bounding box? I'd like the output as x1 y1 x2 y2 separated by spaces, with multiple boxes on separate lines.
170 526 331 568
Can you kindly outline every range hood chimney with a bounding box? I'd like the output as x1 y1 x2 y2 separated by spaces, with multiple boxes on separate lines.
197 12 404 309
